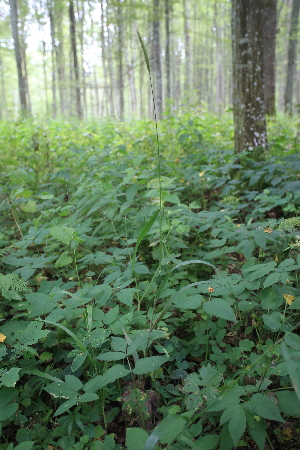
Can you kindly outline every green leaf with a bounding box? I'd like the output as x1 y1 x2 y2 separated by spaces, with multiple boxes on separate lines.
78 392 99 403
263 272 281 288
228 405 246 446
203 298 236 322
284 332 300 349
20 200 36 213
53 398 78 416
248 393 284 422
195 434 219 450
281 342 300 402
236 239 255 260
144 414 189 448
133 355 169 375
14 443 36 450
245 410 266 450
84 365 130 392
260 287 282 310
55 251 73 268
126 428 149 450
262 314 281 331
65 375 83 391
277 390 300 416
116 288 140 307
1 367 20 387
50 225 74 245
96 352 127 361
132 209 160 274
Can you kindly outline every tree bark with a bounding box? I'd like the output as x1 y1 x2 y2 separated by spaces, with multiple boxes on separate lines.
69 0 82 119
165 0 171 105
153 0 163 119
231 0 268 154
284 0 300 115
262 0 277 115
183 0 192 104
116 0 124 121
9 0 28 115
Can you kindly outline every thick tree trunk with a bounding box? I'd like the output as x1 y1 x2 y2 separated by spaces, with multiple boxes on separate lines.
284 0 300 115
9 0 27 115
262 0 277 115
231 0 268 154
69 0 82 119
153 0 163 119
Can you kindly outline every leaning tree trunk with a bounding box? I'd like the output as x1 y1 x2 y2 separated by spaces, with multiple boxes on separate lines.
231 0 268 154
262 0 277 116
284 0 300 115
69 0 82 120
153 0 163 119
9 0 28 115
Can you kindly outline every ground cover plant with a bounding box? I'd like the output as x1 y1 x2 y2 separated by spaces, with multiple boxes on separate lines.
1 112 300 450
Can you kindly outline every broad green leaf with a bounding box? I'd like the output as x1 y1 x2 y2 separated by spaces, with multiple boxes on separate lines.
194 434 219 450
228 405 246 446
284 331 300 349
55 251 73 268
262 314 281 331
245 410 266 450
144 414 189 448
276 390 300 416
236 239 255 260
65 375 83 391
203 298 236 322
84 365 130 392
126 428 149 450
247 393 283 422
96 352 127 361
20 200 36 213
50 225 74 245
1 367 20 387
14 443 36 450
133 355 169 375
263 272 281 288
54 398 78 416
260 287 282 310
282 342 300 402
116 288 140 307
78 392 99 403
173 294 203 310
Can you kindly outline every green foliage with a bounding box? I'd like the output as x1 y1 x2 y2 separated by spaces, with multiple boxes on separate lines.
1 113 300 449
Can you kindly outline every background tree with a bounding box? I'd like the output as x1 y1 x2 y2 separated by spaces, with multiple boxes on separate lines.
231 0 268 154
262 0 277 116
284 0 300 115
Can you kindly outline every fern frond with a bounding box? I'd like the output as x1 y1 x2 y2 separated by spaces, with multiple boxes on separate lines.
278 217 300 230
0 274 31 294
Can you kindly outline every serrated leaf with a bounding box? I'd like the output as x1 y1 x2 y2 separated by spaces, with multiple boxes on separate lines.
55 251 73 268
248 393 283 422
203 298 236 322
50 225 74 245
245 410 266 450
277 390 300 416
133 355 169 375
228 405 246 446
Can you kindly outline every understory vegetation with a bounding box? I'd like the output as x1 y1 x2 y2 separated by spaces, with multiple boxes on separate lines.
1 112 300 450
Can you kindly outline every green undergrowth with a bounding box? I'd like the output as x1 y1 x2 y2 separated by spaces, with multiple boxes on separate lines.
0 113 300 450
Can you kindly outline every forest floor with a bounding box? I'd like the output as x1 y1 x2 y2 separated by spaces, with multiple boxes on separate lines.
1 113 300 450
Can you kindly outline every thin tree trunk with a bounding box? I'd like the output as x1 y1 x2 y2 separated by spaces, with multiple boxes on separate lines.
76 0 87 118
183 0 192 105
153 0 163 119
0 49 7 119
55 0 67 116
214 2 223 115
100 0 109 116
262 0 277 115
116 0 124 120
165 0 171 106
284 0 300 114
231 0 268 154
9 0 27 115
69 0 82 119
42 41 49 115
48 2 57 117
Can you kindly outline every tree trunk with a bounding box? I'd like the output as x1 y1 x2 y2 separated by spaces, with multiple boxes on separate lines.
165 0 171 106
231 0 268 154
48 2 57 117
55 0 67 116
183 0 192 105
0 50 6 119
116 0 124 121
284 0 300 115
262 0 277 115
69 0 82 119
9 0 27 115
153 0 163 119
